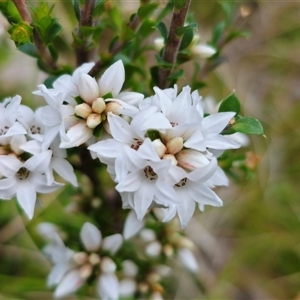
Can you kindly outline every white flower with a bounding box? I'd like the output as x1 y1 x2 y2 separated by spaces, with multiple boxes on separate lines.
0 95 27 144
191 44 217 59
0 151 62 219
45 222 123 299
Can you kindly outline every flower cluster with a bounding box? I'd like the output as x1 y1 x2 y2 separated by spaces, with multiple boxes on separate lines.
44 222 122 299
0 60 241 225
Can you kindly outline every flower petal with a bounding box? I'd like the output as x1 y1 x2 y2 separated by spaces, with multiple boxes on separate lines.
97 273 119 300
16 180 36 219
123 210 145 240
102 233 123 254
80 222 102 252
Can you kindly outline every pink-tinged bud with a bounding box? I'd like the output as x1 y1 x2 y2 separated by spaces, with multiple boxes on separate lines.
101 257 116 273
75 103 93 119
176 149 210 171
162 154 178 165
166 136 183 154
73 252 88 265
104 100 123 115
152 139 166 158
89 253 101 265
92 97 106 114
79 264 93 279
78 73 99 104
10 135 27 155
86 113 102 129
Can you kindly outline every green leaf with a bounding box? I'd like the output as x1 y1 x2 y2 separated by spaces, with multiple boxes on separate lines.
172 0 185 10
137 3 158 19
44 75 59 88
93 0 107 17
168 69 184 80
0 1 21 24
155 55 173 68
179 28 194 51
155 22 168 41
218 92 241 115
147 130 160 141
8 21 33 46
93 124 103 138
18 43 38 58
176 22 198 36
211 22 225 46
225 30 251 44
79 26 95 37
137 19 156 38
231 116 264 135
72 0 80 21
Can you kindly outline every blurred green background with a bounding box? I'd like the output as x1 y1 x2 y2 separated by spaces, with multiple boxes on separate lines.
1 1 300 299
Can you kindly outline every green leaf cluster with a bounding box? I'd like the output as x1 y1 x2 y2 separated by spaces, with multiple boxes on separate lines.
218 92 264 135
8 21 33 46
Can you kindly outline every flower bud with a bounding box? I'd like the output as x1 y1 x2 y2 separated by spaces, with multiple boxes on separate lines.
101 257 116 273
86 113 102 129
123 260 138 277
75 103 93 119
152 139 166 158
10 135 27 155
176 237 194 250
191 44 217 59
104 101 123 115
162 154 178 165
145 241 162 257
176 149 210 171
73 252 88 265
78 73 99 104
166 136 183 154
79 264 93 279
138 282 149 294
154 37 164 52
140 229 156 242
163 244 174 257
92 97 106 114
103 120 111 135
0 147 8 155
89 253 101 265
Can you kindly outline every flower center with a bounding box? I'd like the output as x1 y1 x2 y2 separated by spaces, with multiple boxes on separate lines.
143 166 157 181
30 125 41 134
17 167 30 180
131 138 143 151
0 125 9 136
175 177 187 187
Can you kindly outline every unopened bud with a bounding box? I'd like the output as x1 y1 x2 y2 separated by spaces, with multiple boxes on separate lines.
101 257 116 273
166 136 183 154
138 282 149 294
104 101 123 115
79 264 93 279
10 135 27 155
0 147 8 155
163 244 174 257
73 252 88 265
92 97 106 114
78 73 99 104
191 44 217 59
140 229 156 242
162 154 177 166
145 241 162 257
87 113 102 129
176 237 194 250
146 272 161 284
154 37 164 52
150 291 163 300
152 139 166 158
75 103 93 119
176 149 210 171
89 253 101 265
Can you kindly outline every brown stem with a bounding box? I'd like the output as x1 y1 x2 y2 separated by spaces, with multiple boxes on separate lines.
88 12 139 77
76 0 96 66
12 0 58 72
157 0 191 89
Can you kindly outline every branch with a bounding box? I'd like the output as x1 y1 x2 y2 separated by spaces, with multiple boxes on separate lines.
12 0 58 72
88 13 139 77
75 0 96 66
157 0 191 89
